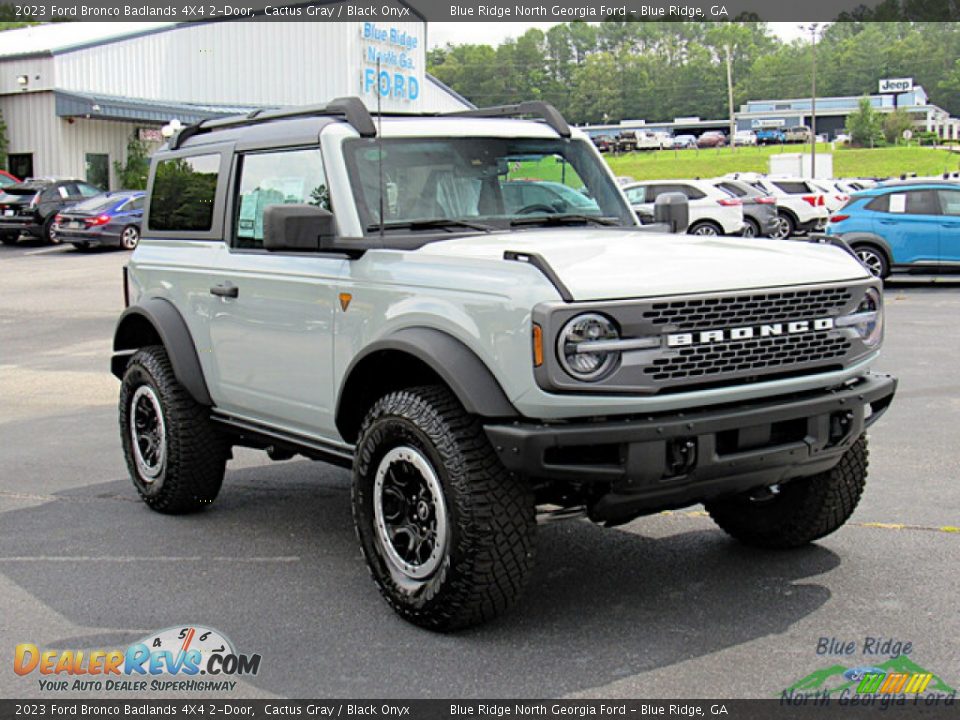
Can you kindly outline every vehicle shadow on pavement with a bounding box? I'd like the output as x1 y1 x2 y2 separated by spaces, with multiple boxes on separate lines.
0 460 839 697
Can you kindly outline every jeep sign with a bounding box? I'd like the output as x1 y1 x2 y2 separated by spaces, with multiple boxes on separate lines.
879 77 914 94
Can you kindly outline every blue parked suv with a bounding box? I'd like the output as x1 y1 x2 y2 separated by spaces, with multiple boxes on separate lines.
826 182 960 278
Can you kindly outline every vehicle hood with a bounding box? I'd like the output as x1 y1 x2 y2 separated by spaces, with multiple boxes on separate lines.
415 228 869 301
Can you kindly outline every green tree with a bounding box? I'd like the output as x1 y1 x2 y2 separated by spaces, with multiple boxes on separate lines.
846 97 884 147
883 108 914 143
113 133 151 190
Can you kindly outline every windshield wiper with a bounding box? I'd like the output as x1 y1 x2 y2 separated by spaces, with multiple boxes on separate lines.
368 218 494 233
509 214 620 227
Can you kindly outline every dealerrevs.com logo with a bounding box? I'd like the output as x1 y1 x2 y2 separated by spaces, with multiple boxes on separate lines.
14 625 261 693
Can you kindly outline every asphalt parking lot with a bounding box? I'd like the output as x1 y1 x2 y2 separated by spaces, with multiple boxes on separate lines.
1 240 958 700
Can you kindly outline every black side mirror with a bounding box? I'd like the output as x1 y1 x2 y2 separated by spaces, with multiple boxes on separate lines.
653 192 689 233
263 204 336 252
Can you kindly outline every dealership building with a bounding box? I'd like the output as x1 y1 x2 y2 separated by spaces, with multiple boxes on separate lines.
0 18 471 188
582 83 960 142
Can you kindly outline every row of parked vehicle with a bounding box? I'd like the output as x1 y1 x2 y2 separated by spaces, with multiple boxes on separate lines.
0 174 144 250
617 172 876 240
592 126 820 152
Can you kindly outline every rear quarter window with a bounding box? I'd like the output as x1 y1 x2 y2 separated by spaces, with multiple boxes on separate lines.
149 154 220 232
865 195 890 212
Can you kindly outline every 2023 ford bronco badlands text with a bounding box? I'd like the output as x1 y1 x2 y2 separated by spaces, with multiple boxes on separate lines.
111 98 896 631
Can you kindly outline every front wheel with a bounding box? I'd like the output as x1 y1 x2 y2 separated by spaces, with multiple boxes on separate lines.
119 345 227 513
706 436 868 549
352 385 536 631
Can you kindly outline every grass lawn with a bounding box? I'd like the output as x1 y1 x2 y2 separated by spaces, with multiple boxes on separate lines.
602 144 960 181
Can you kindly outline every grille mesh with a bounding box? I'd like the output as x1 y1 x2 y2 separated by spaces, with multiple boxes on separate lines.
645 332 851 382
642 287 852 332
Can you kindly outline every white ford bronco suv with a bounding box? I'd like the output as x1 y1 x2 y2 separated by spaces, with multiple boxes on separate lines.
111 99 896 631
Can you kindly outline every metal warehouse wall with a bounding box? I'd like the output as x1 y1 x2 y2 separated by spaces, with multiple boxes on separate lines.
52 20 434 112
0 91 135 189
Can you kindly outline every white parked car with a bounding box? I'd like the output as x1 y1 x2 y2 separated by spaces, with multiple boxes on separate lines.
727 174 829 239
733 130 758 146
622 179 744 236
654 132 675 149
808 179 850 214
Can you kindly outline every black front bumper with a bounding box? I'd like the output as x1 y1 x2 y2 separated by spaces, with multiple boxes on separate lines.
485 373 896 522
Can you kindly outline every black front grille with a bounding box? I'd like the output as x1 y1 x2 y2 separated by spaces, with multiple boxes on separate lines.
645 332 852 382
642 287 852 332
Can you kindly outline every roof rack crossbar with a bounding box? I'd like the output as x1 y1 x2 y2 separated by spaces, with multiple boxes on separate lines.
446 101 571 138
170 96 376 150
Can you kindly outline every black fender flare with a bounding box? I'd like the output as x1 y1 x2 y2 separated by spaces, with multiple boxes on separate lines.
111 297 212 406
838 232 894 262
336 327 518 441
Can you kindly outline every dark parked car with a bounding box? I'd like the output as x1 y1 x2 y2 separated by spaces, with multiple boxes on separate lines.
710 178 781 238
54 191 145 250
696 131 727 148
0 170 19 187
0 178 102 245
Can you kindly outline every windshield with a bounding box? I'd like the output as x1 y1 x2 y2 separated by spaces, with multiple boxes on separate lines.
344 137 635 233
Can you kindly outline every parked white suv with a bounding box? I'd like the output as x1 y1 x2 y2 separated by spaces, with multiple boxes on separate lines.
729 174 829 239
623 179 744 236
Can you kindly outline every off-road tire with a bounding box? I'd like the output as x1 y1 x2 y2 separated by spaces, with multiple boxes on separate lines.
119 345 226 514
706 436 868 549
352 385 536 631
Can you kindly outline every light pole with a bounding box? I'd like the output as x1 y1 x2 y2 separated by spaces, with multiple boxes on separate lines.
725 44 736 152
802 23 823 177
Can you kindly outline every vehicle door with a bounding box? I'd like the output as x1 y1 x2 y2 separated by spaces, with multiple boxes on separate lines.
935 188 960 266
872 189 940 265
207 145 347 441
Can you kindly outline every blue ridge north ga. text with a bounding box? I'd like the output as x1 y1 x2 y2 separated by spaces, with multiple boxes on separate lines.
448 5 729 18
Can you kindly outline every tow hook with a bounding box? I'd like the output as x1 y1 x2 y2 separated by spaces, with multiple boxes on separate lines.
666 437 697 476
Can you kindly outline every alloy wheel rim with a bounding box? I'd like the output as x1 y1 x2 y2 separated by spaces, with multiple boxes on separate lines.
742 222 756 238
856 250 884 277
123 227 139 249
373 446 448 580
129 385 166 481
774 218 790 239
693 224 718 236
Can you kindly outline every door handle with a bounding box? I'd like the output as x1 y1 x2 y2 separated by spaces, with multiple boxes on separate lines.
210 284 238 298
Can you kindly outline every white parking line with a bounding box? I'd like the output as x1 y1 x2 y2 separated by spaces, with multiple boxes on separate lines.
22 246 67 257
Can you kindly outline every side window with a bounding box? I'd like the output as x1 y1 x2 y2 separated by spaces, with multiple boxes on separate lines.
718 182 746 198
772 181 808 195
130 196 145 212
904 190 939 215
234 148 329 249
149 154 220 232
624 186 646 204
866 195 890 212
680 185 706 200
77 183 101 198
937 190 960 216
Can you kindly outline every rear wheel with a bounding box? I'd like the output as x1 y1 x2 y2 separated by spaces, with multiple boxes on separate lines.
121 225 140 250
852 244 889 279
706 437 868 549
352 385 536 631
772 212 795 239
741 218 760 238
43 217 59 245
688 221 722 236
119 345 226 514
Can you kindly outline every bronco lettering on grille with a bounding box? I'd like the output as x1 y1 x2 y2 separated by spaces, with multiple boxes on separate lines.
666 317 836 348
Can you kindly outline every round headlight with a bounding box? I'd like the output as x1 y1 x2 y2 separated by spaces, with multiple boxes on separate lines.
557 313 620 381
855 287 883 347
